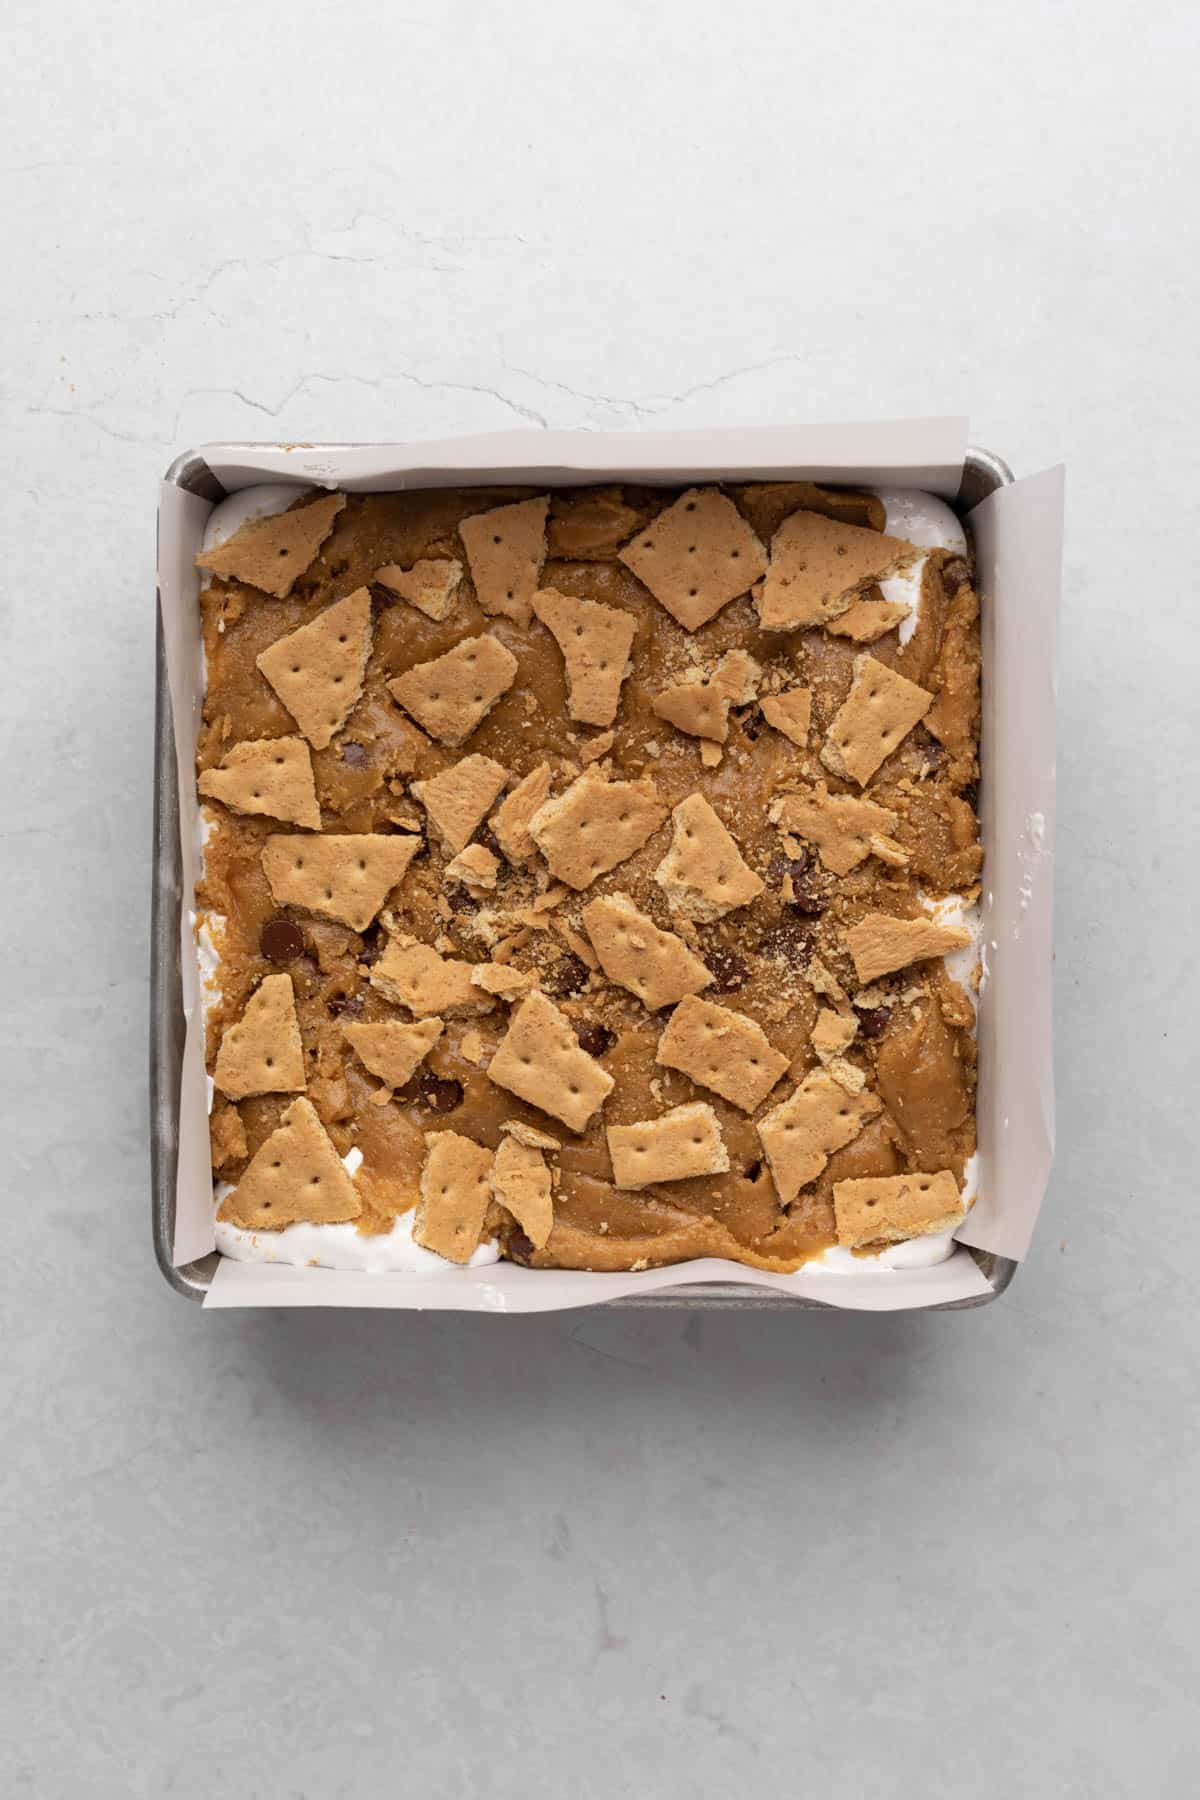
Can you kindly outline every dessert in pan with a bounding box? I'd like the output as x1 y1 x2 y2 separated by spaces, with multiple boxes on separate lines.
195 473 981 1275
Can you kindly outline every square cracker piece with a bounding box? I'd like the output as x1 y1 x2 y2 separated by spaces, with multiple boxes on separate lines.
370 940 496 1018
217 1097 361 1230
199 735 321 830
261 832 421 932
776 785 901 877
607 1102 729 1189
654 794 763 921
196 493 345 599
756 1070 882 1204
415 1131 494 1262
213 972 306 1100
834 1169 965 1248
388 634 518 747
491 761 553 865
821 654 933 787
656 995 789 1113
531 588 637 727
374 558 463 622
256 588 373 751
618 489 767 631
529 771 666 891
844 912 972 984
458 496 549 625
412 754 508 854
582 892 712 1011
490 1135 555 1250
756 510 917 631
342 1017 443 1089
486 990 614 1132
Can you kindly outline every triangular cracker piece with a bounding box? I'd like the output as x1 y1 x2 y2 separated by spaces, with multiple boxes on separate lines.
826 595 911 643
834 1170 965 1248
213 972 306 1100
217 1097 361 1229
652 650 762 744
256 588 373 750
531 588 637 726
618 489 767 631
261 833 421 931
607 1102 729 1189
411 754 509 854
198 735 321 829
196 493 345 598
756 1071 882 1204
656 995 789 1113
445 843 501 891
490 1135 554 1249
757 511 918 631
486 990 614 1131
821 654 934 787
654 794 763 921
370 940 496 1018
844 912 972 984
388 633 518 746
343 1017 443 1088
374 558 463 622
458 496 549 625
529 772 666 891
582 892 711 1010
759 688 812 748
491 762 553 865
776 785 901 877
415 1131 494 1262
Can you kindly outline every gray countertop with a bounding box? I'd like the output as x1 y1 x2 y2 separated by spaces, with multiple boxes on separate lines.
4 1 1196 1794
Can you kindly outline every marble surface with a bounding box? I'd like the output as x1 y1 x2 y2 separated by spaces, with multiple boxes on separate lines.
3 0 1197 1793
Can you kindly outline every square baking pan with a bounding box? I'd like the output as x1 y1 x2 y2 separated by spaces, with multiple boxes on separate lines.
151 436 1038 1310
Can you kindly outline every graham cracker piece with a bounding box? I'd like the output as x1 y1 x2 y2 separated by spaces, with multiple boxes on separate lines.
776 785 901 877
198 735 320 829
607 1102 729 1189
500 1119 560 1150
256 588 373 750
834 1169 965 1248
821 654 933 787
699 742 723 769
618 489 767 631
652 650 762 744
343 1017 443 1088
412 753 508 854
458 496 549 625
826 595 911 644
213 973 306 1100
210 1098 248 1171
471 963 536 1001
490 1135 554 1249
374 558 463 622
217 1097 361 1229
759 688 813 748
491 761 553 865
370 939 496 1018
656 995 789 1112
654 794 764 921
757 510 917 631
532 588 637 727
756 1071 882 1204
196 493 345 599
486 990 614 1131
445 843 501 891
529 772 666 891
261 832 421 931
415 1131 494 1262
844 913 972 985
388 633 518 747
580 730 615 765
811 1008 857 1063
582 892 712 1011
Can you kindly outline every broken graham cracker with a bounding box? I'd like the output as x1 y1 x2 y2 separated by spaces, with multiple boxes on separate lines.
486 990 614 1131
388 633 518 747
196 493 345 599
209 1098 248 1170
618 489 768 631
653 794 764 921
844 912 972 985
217 1097 361 1230
776 785 903 877
471 962 536 1001
756 1070 881 1205
373 558 463 622
500 1118 560 1151
415 1131 494 1262
342 1016 443 1089
607 1102 729 1189
821 654 933 787
458 495 549 625
445 842 501 891
261 832 421 932
213 973 306 1100
580 730 615 765
412 754 508 854
656 995 790 1113
759 688 813 748
811 1008 857 1063
582 892 712 1011
833 1169 965 1248
491 761 552 865
255 588 373 751
198 735 321 830
826 594 911 644
370 939 496 1018
490 1135 555 1250
528 771 666 891
756 510 918 631
652 649 762 744
532 588 637 727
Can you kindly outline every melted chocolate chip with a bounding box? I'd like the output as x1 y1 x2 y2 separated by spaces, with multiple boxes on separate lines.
340 741 369 768
446 887 480 916
788 883 827 920
735 705 762 742
259 917 304 964
416 1075 463 1114
917 731 946 773
704 945 748 992
358 922 386 966
942 558 971 597
769 847 810 886
574 1020 615 1057
743 1159 763 1181
369 581 396 617
326 989 365 1019
507 1227 535 1266
474 826 503 860
758 918 814 964
545 953 590 998
962 779 981 812
854 1006 890 1040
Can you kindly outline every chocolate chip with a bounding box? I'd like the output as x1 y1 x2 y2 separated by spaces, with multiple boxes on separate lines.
545 953 589 998
574 1020 615 1057
743 1159 763 1181
416 1075 463 1114
340 741 369 768
962 779 980 812
735 705 762 742
326 989 365 1019
358 922 386 965
260 917 304 964
758 918 813 964
942 558 971 597
507 1227 535 1266
474 826 503 860
446 887 480 916
788 883 827 920
369 581 396 617
854 1006 890 1040
769 847 810 886
704 945 748 992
